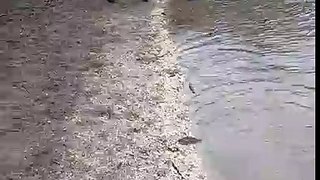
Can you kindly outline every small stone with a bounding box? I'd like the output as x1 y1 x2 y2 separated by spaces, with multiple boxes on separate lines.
178 136 202 145
116 162 123 169
167 147 179 152
188 82 196 94
132 128 140 133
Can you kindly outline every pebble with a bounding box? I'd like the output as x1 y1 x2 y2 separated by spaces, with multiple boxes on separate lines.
178 136 202 145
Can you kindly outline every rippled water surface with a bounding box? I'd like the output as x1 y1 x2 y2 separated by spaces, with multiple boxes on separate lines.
165 0 315 179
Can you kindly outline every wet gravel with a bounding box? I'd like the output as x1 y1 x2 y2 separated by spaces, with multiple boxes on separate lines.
0 0 206 179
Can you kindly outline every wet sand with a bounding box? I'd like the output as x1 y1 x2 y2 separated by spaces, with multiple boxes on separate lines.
0 0 206 179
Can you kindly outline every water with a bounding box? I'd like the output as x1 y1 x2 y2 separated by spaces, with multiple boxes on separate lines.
165 0 315 179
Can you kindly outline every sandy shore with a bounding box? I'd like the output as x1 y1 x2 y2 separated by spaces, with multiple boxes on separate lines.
0 0 206 179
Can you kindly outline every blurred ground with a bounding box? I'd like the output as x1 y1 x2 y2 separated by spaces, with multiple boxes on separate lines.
0 0 205 179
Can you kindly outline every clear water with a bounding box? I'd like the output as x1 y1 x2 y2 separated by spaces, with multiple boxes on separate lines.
166 0 315 179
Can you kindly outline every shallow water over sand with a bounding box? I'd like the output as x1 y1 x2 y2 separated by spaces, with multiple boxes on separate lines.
166 0 315 179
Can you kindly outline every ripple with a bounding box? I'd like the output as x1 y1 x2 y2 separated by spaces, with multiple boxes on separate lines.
167 0 315 179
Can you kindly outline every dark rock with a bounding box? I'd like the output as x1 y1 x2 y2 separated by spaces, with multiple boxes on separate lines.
132 128 141 133
116 162 123 169
178 136 202 145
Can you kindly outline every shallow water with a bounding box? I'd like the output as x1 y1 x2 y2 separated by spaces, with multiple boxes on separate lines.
165 0 315 179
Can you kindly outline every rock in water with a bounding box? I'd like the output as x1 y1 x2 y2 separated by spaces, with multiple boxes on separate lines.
188 82 196 94
178 136 202 145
